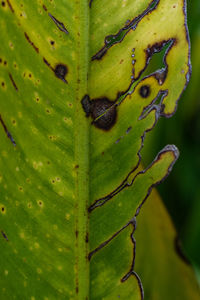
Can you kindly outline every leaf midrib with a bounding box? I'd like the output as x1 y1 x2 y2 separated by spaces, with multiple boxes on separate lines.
74 1 90 299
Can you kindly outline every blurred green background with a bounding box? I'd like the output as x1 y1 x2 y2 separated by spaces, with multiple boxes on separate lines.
141 0 200 274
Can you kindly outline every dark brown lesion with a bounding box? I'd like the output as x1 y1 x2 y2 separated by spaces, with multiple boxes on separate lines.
81 95 91 117
8 73 18 91
85 232 89 243
43 58 68 83
48 13 69 35
54 64 68 83
89 0 93 8
154 68 167 85
139 85 151 98
6 0 14 13
43 57 52 68
0 115 16 146
42 4 47 11
81 95 117 131
24 32 39 53
1 230 8 241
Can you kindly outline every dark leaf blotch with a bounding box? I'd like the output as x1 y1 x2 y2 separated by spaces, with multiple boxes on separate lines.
91 98 117 130
54 64 68 80
81 95 91 117
139 85 151 98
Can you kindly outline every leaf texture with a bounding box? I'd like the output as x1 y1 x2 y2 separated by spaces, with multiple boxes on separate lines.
135 188 200 299
0 0 193 299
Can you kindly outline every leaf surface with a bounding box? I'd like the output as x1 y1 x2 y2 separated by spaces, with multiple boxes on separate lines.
135 188 200 299
0 0 192 299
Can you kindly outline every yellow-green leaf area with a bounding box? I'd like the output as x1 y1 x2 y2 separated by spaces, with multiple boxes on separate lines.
89 0 190 118
0 0 195 299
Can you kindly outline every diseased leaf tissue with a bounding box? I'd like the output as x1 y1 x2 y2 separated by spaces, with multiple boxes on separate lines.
0 0 194 299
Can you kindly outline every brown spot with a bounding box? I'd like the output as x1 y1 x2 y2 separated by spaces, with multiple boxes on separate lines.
43 4 47 11
0 115 16 146
9 73 18 91
91 98 117 131
43 57 51 69
54 64 68 82
75 165 79 169
50 40 55 45
48 13 69 35
81 95 91 117
75 230 79 238
1 231 8 241
85 232 89 243
6 0 14 12
126 126 132 134
139 85 151 98
154 69 167 85
1 1 5 7
43 58 50 66
24 32 39 53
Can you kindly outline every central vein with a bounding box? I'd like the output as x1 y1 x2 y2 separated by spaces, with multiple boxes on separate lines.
74 1 90 299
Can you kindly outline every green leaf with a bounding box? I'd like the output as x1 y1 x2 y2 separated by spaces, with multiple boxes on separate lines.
135 188 200 299
0 0 192 299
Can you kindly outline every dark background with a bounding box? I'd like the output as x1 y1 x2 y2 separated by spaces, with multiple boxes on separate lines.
142 0 200 274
